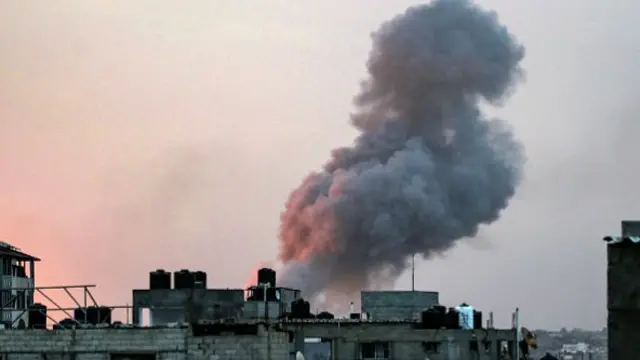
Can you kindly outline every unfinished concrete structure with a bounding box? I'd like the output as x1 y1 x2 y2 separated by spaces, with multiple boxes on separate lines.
131 288 246 325
0 261 521 360
0 319 517 360
131 285 302 325
0 325 290 360
361 290 439 320
604 220 640 360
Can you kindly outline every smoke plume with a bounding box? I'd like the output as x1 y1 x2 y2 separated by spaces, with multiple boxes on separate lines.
278 0 526 302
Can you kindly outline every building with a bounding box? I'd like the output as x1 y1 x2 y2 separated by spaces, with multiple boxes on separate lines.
0 319 518 360
0 241 39 328
0 261 521 360
603 220 640 360
361 290 439 320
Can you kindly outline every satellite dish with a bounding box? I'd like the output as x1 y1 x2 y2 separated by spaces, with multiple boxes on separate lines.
295 351 305 360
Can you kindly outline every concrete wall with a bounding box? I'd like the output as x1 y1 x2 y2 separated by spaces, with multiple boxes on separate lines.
607 220 640 360
0 326 289 360
243 301 282 320
361 291 439 320
0 322 517 360
132 289 245 325
286 321 516 360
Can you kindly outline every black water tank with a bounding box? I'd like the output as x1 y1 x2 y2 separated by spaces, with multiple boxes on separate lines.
174 269 195 289
290 299 306 318
193 270 207 289
473 310 483 329
73 306 112 325
149 269 171 289
28 303 47 329
74 307 88 323
257 268 276 287
317 311 334 320
266 288 280 301
54 318 76 329
248 287 264 301
421 308 445 329
445 308 460 329
97 306 112 324
303 300 311 316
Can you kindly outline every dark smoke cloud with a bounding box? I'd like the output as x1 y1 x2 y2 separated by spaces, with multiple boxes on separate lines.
278 0 526 302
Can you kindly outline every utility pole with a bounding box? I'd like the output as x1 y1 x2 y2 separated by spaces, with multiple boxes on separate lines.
258 282 272 360
411 254 415 291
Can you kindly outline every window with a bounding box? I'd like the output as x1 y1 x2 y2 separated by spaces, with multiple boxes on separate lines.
471 340 494 353
359 342 389 360
482 340 492 353
422 341 441 353
16 292 26 309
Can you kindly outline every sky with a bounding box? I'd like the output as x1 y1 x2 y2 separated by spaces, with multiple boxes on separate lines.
0 0 638 330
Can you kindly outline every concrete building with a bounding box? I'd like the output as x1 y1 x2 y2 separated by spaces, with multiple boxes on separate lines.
603 220 640 360
132 288 246 325
0 319 517 360
0 324 290 360
0 259 521 360
131 283 302 326
0 241 39 329
288 319 517 360
361 290 439 320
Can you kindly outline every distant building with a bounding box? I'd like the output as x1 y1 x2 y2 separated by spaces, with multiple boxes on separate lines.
561 342 589 354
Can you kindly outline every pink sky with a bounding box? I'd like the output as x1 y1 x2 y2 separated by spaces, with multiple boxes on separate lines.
2 0 639 329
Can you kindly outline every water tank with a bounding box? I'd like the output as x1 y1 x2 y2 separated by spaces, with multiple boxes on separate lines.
291 299 306 318
149 269 171 289
473 310 483 329
445 308 460 329
54 318 76 330
302 300 311 316
266 288 280 301
317 311 334 320
455 304 474 329
96 306 112 324
74 307 88 323
257 268 276 287
193 270 207 289
421 306 446 329
74 306 112 325
174 269 195 289
28 303 47 329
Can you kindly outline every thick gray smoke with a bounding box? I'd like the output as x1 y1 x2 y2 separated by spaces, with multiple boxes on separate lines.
278 0 526 302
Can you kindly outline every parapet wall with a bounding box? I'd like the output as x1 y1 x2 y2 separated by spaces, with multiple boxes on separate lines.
0 327 289 360
0 321 517 360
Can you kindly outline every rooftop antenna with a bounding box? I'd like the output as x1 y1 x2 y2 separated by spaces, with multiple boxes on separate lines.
411 254 415 291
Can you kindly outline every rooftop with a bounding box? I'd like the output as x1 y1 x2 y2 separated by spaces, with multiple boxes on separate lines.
0 241 40 261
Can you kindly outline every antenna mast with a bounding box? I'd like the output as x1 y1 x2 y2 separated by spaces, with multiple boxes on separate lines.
411 254 415 291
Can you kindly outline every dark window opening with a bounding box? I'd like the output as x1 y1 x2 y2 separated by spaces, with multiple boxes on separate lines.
2 259 11 276
483 340 492 353
359 341 389 360
470 341 479 352
111 354 156 360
